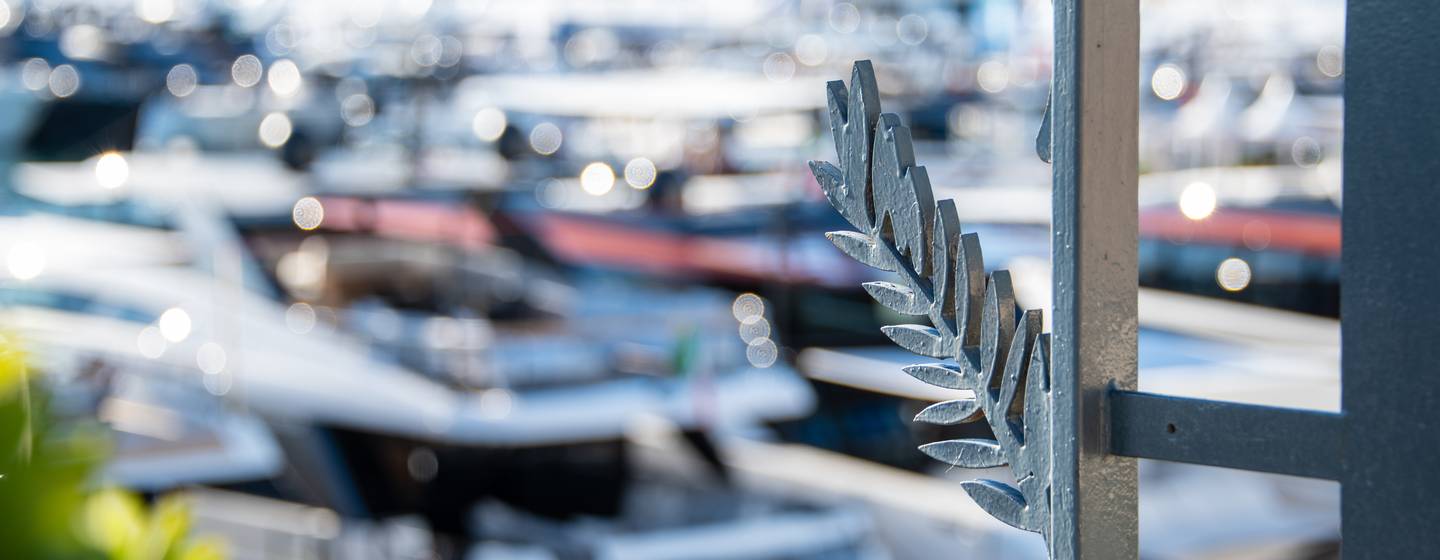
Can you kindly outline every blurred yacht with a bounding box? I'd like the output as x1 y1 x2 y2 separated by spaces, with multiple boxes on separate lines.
0 155 816 544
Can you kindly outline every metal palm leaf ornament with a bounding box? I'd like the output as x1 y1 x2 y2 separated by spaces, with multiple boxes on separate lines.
811 60 1054 543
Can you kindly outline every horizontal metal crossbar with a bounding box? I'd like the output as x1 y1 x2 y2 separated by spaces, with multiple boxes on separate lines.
1109 391 1343 480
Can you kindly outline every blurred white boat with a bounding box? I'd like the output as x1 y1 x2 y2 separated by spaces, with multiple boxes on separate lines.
0 211 813 445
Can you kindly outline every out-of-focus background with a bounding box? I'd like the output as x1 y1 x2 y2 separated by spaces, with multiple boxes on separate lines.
0 0 1345 558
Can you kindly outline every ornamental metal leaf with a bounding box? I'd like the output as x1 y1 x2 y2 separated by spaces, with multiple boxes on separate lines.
811 60 1054 543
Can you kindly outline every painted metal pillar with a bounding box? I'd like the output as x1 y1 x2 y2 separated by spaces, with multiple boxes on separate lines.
1340 0 1440 555
1050 0 1139 557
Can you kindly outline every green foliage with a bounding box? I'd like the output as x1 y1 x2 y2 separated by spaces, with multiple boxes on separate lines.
81 488 228 560
0 335 227 560
670 325 701 377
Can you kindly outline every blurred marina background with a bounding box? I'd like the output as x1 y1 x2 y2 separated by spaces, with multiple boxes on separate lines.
0 0 1344 558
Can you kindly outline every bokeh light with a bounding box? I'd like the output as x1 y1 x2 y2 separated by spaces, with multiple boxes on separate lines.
977 61 1009 93
829 3 860 33
1216 258 1253 292
94 152 129 189
1179 181 1217 221
1317 45 1343 78
48 64 79 98
286 303 317 334
6 243 44 280
580 162 615 196
897 14 929 45
166 64 197 97
624 157 657 189
472 107 507 142
1151 64 1187 100
292 197 325 230
746 338 778 368
1291 136 1323 167
158 308 192 343
763 52 796 82
529 122 563 155
21 58 50 91
136 0 175 24
341 94 374 127
732 293 764 321
739 315 771 344
197 342 227 375
794 34 828 66
232 54 263 87
58 25 103 60
1242 221 1272 251
267 59 303 97
411 35 443 67
259 112 293 148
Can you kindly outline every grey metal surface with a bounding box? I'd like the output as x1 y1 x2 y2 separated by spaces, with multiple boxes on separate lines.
1341 0 1440 554
1036 92 1052 164
1109 391 1343 480
808 2 1440 555
1049 0 1140 557
811 61 1057 543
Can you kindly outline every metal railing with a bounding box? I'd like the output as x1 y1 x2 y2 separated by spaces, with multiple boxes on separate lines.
811 0 1440 557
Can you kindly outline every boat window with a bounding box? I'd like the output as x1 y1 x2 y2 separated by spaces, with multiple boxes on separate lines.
0 288 157 324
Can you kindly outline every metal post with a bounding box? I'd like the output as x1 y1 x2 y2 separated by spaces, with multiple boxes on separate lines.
1050 0 1139 556
1340 1 1440 555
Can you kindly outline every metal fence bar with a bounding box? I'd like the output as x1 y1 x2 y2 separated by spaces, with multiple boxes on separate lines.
1050 0 1140 557
1340 0 1440 554
1109 391 1343 480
